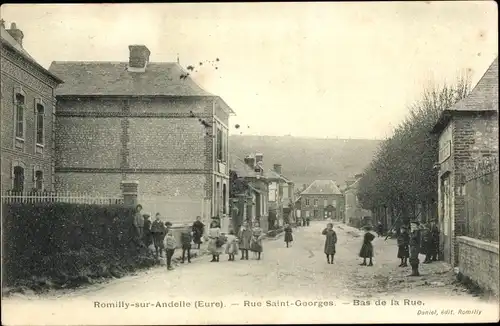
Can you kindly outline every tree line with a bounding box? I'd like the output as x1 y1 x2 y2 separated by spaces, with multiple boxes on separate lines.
357 74 471 227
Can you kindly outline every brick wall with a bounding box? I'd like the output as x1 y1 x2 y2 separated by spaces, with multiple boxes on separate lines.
128 118 206 169
1 47 58 192
458 236 499 297
450 114 498 265
55 172 123 194
54 95 230 218
55 117 122 169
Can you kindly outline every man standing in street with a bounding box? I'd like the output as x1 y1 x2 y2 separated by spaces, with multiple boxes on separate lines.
409 219 421 277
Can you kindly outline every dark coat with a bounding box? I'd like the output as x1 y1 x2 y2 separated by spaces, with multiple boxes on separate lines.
181 231 193 249
322 228 337 255
359 232 375 258
409 230 421 262
192 220 205 244
151 220 166 234
238 227 252 250
397 231 410 258
284 226 293 242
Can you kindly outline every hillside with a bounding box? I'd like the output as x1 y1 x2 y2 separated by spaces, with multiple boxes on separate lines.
229 135 382 187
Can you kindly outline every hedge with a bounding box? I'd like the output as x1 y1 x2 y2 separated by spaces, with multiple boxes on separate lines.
2 202 154 290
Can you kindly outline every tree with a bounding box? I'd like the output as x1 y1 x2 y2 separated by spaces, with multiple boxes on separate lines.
357 74 471 226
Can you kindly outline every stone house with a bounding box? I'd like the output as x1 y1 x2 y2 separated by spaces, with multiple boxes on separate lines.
1 22 63 193
229 156 270 232
344 174 373 228
431 56 498 267
48 44 234 222
300 180 343 220
265 160 295 228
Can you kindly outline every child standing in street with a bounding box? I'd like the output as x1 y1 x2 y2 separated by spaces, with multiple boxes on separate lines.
180 229 193 264
165 229 177 270
225 229 239 261
238 221 252 260
322 222 337 264
359 225 375 266
151 213 166 259
284 223 293 248
397 225 410 267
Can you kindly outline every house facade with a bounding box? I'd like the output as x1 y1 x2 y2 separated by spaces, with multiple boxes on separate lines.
431 57 498 266
229 155 269 232
300 180 343 220
48 45 234 222
266 161 295 228
1 22 63 193
344 174 373 228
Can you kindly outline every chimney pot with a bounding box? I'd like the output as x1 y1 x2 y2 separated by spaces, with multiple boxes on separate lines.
128 45 151 71
6 22 24 47
273 163 282 174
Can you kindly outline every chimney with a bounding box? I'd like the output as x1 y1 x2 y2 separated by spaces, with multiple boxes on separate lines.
273 163 282 174
346 180 355 188
354 173 364 179
7 22 24 47
128 45 151 71
255 153 263 164
244 156 255 169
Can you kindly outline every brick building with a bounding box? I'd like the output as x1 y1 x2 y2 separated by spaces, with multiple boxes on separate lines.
299 180 343 220
431 56 498 266
1 22 63 193
48 45 234 221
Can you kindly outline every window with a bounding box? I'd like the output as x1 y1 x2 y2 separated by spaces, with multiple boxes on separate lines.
13 165 25 192
35 103 45 145
305 199 310 206
222 183 227 214
35 170 43 191
222 128 228 162
323 199 328 207
217 127 223 161
15 93 25 139
314 199 318 206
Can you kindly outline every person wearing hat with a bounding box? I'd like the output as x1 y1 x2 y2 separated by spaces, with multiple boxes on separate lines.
359 225 375 266
396 225 410 267
409 220 421 276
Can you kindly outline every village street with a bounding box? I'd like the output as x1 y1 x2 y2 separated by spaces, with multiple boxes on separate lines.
3 221 496 325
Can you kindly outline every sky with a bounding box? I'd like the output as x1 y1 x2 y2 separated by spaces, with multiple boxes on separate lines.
1 2 497 139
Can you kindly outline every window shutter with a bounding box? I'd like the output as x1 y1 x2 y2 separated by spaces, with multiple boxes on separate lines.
33 166 36 182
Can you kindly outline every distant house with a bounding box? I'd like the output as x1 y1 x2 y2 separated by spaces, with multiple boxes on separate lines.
1 21 63 193
229 153 294 231
344 174 373 228
300 180 343 220
431 56 498 268
48 44 235 223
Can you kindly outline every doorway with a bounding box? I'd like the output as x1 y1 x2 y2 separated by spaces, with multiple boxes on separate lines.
441 173 452 264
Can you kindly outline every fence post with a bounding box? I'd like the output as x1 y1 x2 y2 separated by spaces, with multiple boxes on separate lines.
121 180 139 207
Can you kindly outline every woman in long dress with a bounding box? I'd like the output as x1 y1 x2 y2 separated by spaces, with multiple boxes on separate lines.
359 225 375 266
207 220 224 262
238 221 252 260
250 221 265 260
322 222 337 264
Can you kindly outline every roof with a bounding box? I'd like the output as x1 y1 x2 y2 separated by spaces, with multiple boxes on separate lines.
48 61 228 100
301 180 342 196
432 57 498 134
1 25 63 84
230 156 261 179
